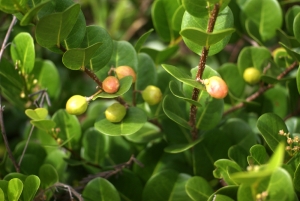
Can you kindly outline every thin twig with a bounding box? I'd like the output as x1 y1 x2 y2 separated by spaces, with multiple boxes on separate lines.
189 4 220 140
83 67 103 87
18 125 35 166
0 16 19 172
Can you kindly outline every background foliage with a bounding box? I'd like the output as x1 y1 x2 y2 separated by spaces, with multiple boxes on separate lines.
0 0 300 200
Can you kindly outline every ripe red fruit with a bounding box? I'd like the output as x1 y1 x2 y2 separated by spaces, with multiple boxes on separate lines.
204 76 228 99
102 76 120 93
115 66 136 83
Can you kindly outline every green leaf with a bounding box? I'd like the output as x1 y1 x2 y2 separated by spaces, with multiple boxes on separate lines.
257 113 288 152
124 122 161 144
247 145 269 166
0 188 4 201
172 5 185 31
141 45 179 64
185 176 214 201
213 159 242 185
161 64 205 90
44 149 68 180
169 81 202 107
93 76 133 99
82 128 109 165
82 25 114 72
181 7 234 56
25 108 48 120
143 170 192 201
0 58 23 90
294 163 300 192
164 136 203 153
52 109 82 150
163 95 190 129
30 119 56 131
181 28 235 47
36 4 81 51
7 178 23 201
23 175 40 201
134 29 154 52
94 107 147 136
207 186 238 201
240 0 282 41
62 42 102 70
82 178 121 201
151 0 180 42
0 0 27 13
280 42 300 62
11 32 35 75
39 164 58 189
31 59 61 99
286 5 300 34
20 0 52 26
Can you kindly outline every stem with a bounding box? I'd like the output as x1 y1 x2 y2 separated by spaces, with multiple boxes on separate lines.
83 67 102 87
0 16 20 172
189 4 220 140
18 125 35 166
223 61 299 116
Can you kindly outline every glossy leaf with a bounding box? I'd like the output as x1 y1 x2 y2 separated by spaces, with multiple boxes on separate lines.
172 5 185 31
134 29 154 52
81 25 114 72
44 149 68 180
23 175 40 201
0 0 27 13
62 42 102 70
164 136 203 153
162 64 205 90
285 5 300 34
30 119 56 131
93 76 133 99
141 45 179 64
7 178 23 201
169 80 202 107
280 42 300 62
181 7 234 55
151 0 180 42
163 95 190 129
39 164 58 188
295 13 300 46
82 178 121 201
82 128 109 165
143 170 192 201
25 108 48 120
20 0 52 26
0 188 4 201
36 4 80 51
94 107 147 136
213 159 242 185
240 0 282 41
207 186 238 201
257 113 288 152
181 28 235 47
11 32 35 75
125 122 161 144
31 59 61 99
247 145 269 166
185 176 214 201
52 109 82 150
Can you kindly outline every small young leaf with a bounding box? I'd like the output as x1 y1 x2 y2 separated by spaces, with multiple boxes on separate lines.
39 164 58 189
23 175 40 201
7 178 23 201
25 108 48 120
134 29 154 52
185 176 214 201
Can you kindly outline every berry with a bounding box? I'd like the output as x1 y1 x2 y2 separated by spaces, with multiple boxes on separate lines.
142 85 162 105
66 95 88 115
243 67 261 85
102 76 120 93
105 103 127 123
115 66 136 83
204 76 228 99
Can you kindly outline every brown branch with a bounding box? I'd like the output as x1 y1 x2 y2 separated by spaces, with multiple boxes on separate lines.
0 16 20 173
83 67 102 87
189 4 220 140
223 61 299 116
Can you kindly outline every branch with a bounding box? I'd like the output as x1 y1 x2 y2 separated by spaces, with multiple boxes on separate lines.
189 4 220 140
0 16 20 173
223 61 299 116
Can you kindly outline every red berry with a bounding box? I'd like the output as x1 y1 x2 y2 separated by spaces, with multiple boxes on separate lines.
204 76 228 99
115 66 136 83
102 76 120 93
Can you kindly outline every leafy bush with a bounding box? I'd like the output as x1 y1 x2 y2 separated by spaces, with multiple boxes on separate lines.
0 0 299 200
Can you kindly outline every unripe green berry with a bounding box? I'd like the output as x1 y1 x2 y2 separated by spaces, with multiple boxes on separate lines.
105 103 127 123
66 95 88 115
102 76 120 93
204 76 228 99
142 85 162 105
243 67 261 85
115 66 136 83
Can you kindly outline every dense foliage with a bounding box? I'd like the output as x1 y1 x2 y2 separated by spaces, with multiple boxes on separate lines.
0 0 300 200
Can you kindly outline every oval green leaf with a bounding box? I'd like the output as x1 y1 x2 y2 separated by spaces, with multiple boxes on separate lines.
23 175 40 201
39 164 58 189
25 108 48 120
7 178 23 201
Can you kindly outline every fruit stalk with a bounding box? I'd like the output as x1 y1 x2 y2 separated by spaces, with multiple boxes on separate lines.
189 4 220 140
